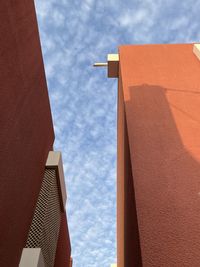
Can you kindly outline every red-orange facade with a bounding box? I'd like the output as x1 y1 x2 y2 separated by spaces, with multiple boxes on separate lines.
0 2 71 266
117 44 200 266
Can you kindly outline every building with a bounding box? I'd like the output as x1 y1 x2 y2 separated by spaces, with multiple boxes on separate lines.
106 43 200 266
0 2 71 266
104 43 200 266
3 2 200 267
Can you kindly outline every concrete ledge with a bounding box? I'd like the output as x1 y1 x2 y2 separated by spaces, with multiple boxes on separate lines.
19 248 45 267
193 43 200 61
46 151 67 211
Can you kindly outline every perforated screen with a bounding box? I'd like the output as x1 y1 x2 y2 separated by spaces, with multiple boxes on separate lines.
25 169 61 267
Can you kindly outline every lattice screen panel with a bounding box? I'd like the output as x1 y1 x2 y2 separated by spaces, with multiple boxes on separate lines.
25 169 61 267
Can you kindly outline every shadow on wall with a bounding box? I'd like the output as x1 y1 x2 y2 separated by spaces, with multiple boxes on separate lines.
125 84 200 266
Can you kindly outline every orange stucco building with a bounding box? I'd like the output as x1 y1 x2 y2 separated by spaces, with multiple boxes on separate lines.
0 2 71 266
3 2 200 266
116 43 200 266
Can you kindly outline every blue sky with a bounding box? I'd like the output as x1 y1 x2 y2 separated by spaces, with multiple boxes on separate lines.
34 1 200 266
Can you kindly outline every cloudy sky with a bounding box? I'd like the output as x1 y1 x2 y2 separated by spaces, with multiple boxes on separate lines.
34 1 200 266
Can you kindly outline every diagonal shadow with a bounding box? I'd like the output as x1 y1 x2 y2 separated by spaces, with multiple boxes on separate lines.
124 84 200 266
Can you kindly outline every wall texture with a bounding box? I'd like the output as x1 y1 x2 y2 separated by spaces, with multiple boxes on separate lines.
119 44 200 266
0 2 55 266
117 69 142 267
54 213 71 267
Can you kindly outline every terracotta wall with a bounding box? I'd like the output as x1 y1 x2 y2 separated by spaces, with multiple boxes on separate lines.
119 44 200 266
117 69 142 267
117 69 125 267
54 213 71 267
0 2 54 266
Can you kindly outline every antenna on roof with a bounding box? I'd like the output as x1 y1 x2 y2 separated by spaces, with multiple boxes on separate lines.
93 62 108 67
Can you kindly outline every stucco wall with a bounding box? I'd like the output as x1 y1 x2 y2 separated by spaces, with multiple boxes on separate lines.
119 44 200 266
0 2 54 266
